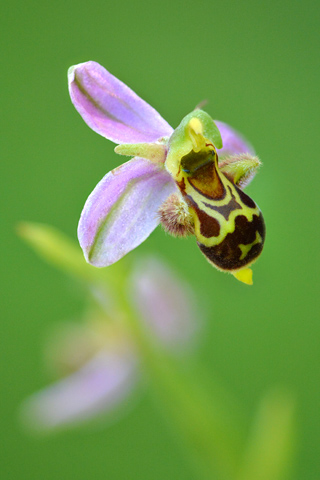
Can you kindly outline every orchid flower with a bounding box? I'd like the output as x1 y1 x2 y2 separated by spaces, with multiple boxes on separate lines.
69 62 265 284
21 257 198 431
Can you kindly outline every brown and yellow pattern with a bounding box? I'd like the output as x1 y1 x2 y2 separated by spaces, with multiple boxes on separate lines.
172 142 265 273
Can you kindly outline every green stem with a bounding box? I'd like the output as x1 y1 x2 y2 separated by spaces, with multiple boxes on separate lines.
118 290 246 480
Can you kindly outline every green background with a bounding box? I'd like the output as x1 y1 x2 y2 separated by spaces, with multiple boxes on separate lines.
2 0 319 479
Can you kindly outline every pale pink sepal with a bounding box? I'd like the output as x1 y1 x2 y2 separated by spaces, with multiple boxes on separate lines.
68 61 173 144
216 121 255 157
78 158 177 267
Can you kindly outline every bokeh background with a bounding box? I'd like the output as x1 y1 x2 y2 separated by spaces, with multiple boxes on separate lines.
2 0 319 479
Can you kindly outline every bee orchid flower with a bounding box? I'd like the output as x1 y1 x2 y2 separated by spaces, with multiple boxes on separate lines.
69 61 265 284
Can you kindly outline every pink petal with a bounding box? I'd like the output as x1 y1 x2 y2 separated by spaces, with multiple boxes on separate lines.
216 121 255 157
68 61 173 144
129 257 200 350
20 351 138 431
78 158 177 267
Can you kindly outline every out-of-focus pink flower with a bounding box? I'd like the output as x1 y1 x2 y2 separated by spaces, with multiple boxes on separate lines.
129 257 199 350
21 257 199 431
21 349 138 431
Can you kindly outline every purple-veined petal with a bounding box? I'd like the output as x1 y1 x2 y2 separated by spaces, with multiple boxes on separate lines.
129 257 200 350
216 121 255 157
68 61 173 144
20 351 138 431
78 157 177 267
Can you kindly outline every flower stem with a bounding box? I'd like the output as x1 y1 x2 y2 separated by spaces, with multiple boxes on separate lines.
118 290 246 480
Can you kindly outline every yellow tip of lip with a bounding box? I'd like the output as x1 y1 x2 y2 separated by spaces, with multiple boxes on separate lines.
232 268 253 285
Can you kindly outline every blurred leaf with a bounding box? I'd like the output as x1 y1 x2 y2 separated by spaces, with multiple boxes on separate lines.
237 389 296 480
17 222 123 287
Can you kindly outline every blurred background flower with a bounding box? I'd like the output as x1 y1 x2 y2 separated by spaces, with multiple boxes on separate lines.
20 249 200 432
